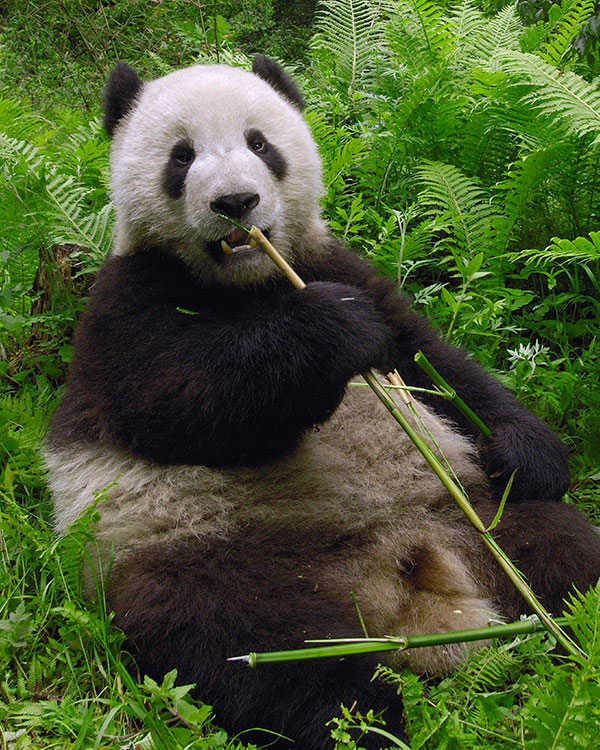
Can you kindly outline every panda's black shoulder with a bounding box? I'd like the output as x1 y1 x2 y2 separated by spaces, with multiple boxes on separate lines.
88 247 199 313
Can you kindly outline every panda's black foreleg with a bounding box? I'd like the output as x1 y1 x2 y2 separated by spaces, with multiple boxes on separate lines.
482 501 600 619
303 242 570 504
107 535 405 749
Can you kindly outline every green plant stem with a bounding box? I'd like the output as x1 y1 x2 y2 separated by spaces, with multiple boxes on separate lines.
229 616 569 666
414 350 492 437
243 225 585 660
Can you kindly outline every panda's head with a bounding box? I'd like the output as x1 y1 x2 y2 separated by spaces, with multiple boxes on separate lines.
104 56 327 286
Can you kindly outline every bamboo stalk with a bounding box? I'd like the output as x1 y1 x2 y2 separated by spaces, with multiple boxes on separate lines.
241 225 584 660
414 351 492 438
228 616 569 666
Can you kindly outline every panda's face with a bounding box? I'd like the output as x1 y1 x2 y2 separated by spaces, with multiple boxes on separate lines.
109 64 325 286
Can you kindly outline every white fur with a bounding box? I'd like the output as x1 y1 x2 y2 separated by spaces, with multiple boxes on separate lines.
110 65 328 286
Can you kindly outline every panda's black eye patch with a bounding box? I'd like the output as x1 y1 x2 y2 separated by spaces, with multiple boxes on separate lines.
163 141 195 199
246 128 287 180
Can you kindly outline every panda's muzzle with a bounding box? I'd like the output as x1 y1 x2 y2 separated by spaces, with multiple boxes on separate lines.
219 228 256 255
206 228 271 259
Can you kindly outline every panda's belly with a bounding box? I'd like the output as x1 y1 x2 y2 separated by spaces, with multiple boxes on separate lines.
46 381 488 564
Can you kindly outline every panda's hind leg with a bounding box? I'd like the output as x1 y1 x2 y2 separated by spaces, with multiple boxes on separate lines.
484 501 600 620
362 529 498 676
106 534 405 750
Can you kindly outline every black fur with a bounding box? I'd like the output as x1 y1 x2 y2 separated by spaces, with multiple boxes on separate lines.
482 502 600 618
49 247 389 467
209 192 260 220
246 127 288 179
162 140 195 199
103 62 143 137
49 239 569 502
252 54 305 110
300 241 571 503
108 529 407 749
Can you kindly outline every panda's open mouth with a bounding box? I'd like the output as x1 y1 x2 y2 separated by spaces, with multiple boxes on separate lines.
207 228 270 260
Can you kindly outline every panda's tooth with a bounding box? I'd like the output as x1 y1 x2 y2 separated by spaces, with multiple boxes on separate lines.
221 240 233 254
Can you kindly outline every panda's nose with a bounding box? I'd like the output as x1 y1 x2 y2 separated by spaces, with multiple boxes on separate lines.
210 192 260 220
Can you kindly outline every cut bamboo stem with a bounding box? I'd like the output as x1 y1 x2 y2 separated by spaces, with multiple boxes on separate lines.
243 225 584 660
228 616 569 666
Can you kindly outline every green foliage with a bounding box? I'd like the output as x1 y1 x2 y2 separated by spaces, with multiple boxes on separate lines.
0 0 281 109
0 389 260 748
309 0 600 468
312 0 388 94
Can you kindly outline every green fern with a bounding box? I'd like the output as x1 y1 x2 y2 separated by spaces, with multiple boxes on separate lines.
416 161 501 257
447 0 485 48
459 103 519 181
495 143 570 250
312 0 387 93
45 175 114 262
521 584 600 750
538 0 596 65
386 0 456 70
509 230 600 266
500 51 600 144
0 131 113 265
462 3 523 65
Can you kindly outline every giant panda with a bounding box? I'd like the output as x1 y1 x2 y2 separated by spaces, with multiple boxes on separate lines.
46 56 600 749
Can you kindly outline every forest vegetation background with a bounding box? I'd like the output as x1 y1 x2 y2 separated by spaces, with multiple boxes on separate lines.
1 0 600 747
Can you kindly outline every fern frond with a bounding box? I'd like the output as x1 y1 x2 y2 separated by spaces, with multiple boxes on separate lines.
522 585 600 749
45 176 113 261
0 137 113 263
508 231 600 266
0 133 46 179
386 0 456 69
313 0 387 92
460 104 519 180
0 97 44 140
448 0 484 46
416 161 501 256
500 52 600 144
538 0 596 65
464 4 523 64
495 143 569 249
451 644 520 695
565 581 600 653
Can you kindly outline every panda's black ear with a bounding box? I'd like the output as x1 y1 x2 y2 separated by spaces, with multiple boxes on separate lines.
252 55 305 111
103 63 143 137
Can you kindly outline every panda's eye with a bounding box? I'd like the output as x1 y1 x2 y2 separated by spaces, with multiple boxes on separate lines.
171 145 195 167
245 128 287 180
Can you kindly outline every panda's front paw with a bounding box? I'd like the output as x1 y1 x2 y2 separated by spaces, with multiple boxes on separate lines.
480 418 570 503
299 281 390 375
